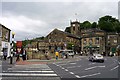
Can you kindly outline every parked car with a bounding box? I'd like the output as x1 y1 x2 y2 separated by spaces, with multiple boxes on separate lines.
89 54 104 63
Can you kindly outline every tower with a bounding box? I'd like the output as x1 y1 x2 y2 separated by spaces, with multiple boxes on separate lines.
70 20 80 36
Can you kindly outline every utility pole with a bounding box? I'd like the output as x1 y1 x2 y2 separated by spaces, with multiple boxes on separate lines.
10 32 15 64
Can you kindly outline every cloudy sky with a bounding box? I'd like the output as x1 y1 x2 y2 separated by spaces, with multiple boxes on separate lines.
0 0 119 41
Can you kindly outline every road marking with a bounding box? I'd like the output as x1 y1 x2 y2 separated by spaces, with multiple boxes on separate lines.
88 63 95 65
59 64 67 66
111 66 119 71
85 66 105 70
3 70 54 73
62 68 65 69
0 73 58 76
65 69 68 71
67 65 81 69
79 73 101 78
69 63 76 65
69 72 74 74
75 75 80 78
42 69 52 70
56 65 59 66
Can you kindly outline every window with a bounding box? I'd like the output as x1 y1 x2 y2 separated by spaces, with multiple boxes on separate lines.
72 24 75 26
73 27 75 31
95 37 99 44
89 38 93 45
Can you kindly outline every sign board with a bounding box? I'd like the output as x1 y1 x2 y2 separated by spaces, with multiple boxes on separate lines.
16 41 22 48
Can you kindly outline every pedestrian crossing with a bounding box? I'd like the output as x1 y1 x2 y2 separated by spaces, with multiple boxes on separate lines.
1 64 59 80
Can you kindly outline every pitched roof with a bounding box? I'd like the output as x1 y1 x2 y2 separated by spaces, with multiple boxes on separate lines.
46 28 80 39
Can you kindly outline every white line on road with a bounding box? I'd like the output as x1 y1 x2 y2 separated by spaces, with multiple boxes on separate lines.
0 73 58 76
88 63 95 65
3 70 54 73
85 66 105 70
69 72 74 74
65 69 68 71
75 75 80 78
69 63 76 65
59 64 67 66
79 73 101 78
67 65 81 69
110 66 119 71
62 68 65 69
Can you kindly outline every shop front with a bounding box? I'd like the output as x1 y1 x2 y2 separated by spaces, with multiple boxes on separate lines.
1 41 10 57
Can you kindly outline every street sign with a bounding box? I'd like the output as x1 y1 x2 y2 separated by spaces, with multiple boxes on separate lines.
16 41 22 48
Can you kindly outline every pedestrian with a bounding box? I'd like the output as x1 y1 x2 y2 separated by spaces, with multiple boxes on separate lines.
22 48 26 61
3 50 7 60
65 53 68 59
45 51 49 60
55 51 59 60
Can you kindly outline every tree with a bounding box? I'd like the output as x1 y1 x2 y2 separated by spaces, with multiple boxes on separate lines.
67 42 74 50
65 27 71 33
80 21 91 29
98 15 120 32
91 22 97 28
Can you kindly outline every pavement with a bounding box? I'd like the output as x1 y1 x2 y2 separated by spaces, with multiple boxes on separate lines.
16 55 87 65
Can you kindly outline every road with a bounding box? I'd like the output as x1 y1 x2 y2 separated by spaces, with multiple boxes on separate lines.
48 56 120 79
0 56 120 80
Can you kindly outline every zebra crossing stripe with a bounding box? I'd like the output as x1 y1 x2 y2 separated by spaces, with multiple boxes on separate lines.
0 73 58 76
3 71 54 73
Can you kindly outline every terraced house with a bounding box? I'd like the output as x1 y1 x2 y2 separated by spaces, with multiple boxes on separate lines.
0 24 11 57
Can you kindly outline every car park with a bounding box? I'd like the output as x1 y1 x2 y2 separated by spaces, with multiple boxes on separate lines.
89 54 104 63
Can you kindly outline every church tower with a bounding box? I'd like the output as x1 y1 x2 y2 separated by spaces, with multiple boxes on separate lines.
70 20 80 36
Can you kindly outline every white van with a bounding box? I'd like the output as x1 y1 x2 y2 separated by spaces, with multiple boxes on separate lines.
60 50 74 56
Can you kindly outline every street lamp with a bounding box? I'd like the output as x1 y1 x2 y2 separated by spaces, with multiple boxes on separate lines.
10 32 15 64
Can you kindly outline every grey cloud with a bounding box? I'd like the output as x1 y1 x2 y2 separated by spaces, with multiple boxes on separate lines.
1 2 118 40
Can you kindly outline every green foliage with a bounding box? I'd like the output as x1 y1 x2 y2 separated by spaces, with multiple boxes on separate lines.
22 36 45 48
98 15 120 32
80 21 92 29
67 42 74 50
65 27 71 33
91 22 98 28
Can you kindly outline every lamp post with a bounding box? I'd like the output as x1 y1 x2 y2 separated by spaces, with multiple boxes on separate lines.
10 32 15 64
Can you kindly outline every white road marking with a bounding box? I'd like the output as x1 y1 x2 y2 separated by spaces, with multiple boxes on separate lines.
59 64 67 66
56 65 59 66
42 69 52 70
75 75 80 78
62 68 65 69
88 63 95 65
65 69 68 71
85 66 105 70
67 65 81 69
111 66 119 71
79 73 101 78
70 72 74 74
3 71 54 73
0 73 58 76
69 63 76 65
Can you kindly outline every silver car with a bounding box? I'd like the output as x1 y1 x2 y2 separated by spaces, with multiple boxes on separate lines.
89 54 104 63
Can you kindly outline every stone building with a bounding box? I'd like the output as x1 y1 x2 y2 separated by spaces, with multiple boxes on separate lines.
81 28 105 55
70 21 81 36
105 32 119 56
0 24 11 57
36 28 80 53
